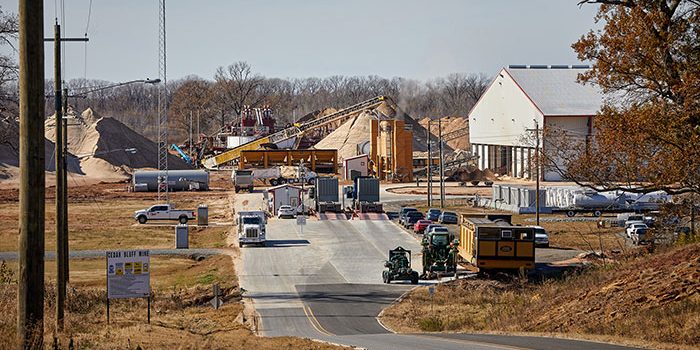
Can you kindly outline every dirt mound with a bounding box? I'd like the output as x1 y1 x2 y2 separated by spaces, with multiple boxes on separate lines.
418 116 469 150
44 108 189 180
447 167 496 182
314 111 374 161
0 116 83 181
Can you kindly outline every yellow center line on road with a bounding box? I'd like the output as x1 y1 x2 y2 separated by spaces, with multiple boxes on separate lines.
412 334 534 350
303 303 335 337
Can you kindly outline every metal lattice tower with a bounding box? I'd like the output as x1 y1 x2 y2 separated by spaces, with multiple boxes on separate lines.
157 0 168 200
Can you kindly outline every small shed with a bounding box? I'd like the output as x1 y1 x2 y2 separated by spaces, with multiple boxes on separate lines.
343 154 369 180
267 184 304 214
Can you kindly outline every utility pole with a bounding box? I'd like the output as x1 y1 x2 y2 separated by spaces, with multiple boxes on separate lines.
426 119 432 207
438 118 445 209
529 119 541 226
53 20 66 331
43 20 88 334
189 111 193 158
62 87 68 283
18 0 45 347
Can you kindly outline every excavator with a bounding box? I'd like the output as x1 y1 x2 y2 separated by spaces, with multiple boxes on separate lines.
201 96 388 169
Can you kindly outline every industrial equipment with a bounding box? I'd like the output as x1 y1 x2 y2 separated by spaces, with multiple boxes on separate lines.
382 246 419 284
132 170 209 192
421 229 458 278
458 214 535 272
202 96 387 169
314 177 341 213
352 176 383 213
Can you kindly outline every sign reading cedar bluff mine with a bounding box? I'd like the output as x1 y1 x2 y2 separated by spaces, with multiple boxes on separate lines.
106 250 150 299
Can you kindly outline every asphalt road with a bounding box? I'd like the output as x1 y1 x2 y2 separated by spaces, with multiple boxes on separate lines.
236 192 641 350
0 248 224 261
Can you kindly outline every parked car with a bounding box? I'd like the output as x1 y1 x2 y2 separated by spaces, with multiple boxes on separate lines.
413 220 432 234
626 223 648 238
277 205 296 219
529 226 549 248
425 208 442 221
438 211 458 224
426 226 449 235
404 212 425 228
398 207 418 225
425 224 445 234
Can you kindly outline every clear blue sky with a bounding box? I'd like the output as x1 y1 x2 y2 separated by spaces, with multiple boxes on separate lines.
1 0 599 82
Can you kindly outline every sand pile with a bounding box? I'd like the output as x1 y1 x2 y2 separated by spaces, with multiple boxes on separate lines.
418 116 469 150
45 108 189 180
447 166 496 182
314 110 374 161
0 116 82 181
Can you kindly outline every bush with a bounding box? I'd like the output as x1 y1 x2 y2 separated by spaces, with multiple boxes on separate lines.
418 316 444 332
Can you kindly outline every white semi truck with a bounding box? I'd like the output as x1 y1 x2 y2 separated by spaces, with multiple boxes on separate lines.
237 211 267 247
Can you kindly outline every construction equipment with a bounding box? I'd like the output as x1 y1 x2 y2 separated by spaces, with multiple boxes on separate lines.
202 96 387 169
170 144 193 165
458 214 535 272
421 229 459 279
351 176 383 213
315 177 341 213
382 246 419 284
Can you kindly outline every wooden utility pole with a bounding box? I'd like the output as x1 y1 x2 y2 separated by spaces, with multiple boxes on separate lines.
53 20 66 331
43 25 88 333
18 0 46 348
426 120 432 206
534 120 541 226
438 118 445 209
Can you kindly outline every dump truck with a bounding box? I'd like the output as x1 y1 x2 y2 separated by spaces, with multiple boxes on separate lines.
314 177 341 213
232 169 255 193
421 229 458 278
458 214 535 272
382 246 419 284
237 211 267 247
352 176 383 213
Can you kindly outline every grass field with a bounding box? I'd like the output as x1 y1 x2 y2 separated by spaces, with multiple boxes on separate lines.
381 242 700 350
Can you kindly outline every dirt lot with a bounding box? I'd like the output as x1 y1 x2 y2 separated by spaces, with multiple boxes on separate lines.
0 173 347 349
0 254 346 350
380 243 700 350
0 176 234 252
388 184 493 197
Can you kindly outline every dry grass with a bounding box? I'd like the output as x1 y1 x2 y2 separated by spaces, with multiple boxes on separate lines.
0 255 347 350
381 243 700 350
0 195 232 252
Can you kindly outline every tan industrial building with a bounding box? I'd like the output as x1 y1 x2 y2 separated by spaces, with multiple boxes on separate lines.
370 119 413 182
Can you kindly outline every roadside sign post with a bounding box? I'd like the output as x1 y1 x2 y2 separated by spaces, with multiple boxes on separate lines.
297 215 306 234
106 249 151 324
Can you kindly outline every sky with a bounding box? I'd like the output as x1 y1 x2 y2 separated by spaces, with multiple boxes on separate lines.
0 0 600 83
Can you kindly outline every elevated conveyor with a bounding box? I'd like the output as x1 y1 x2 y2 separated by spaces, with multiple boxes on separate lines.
202 96 388 169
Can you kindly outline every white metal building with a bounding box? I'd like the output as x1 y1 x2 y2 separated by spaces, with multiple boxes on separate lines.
469 65 602 181
343 154 369 180
267 184 304 214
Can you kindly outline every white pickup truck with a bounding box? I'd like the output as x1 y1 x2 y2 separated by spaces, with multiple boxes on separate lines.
134 204 196 224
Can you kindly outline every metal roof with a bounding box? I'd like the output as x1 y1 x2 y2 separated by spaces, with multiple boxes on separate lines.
505 66 602 116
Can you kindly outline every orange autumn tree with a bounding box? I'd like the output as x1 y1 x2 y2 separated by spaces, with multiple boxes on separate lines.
556 0 700 195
